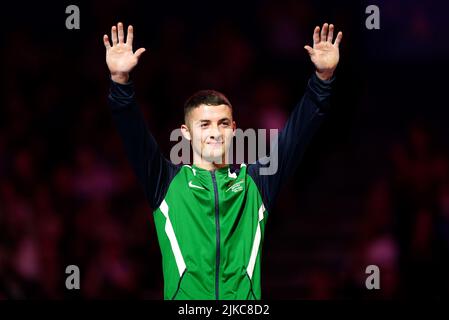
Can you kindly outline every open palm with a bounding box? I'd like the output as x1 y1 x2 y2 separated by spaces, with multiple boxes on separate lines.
103 22 146 83
304 23 342 80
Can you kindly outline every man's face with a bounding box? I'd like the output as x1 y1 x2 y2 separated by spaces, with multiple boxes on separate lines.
182 104 236 164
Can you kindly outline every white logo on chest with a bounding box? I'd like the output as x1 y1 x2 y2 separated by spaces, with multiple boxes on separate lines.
188 181 205 190
226 180 244 193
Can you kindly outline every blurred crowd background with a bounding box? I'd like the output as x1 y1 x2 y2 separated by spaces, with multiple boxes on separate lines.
1 0 449 299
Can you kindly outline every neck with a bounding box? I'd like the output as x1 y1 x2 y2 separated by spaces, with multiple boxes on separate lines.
193 155 229 171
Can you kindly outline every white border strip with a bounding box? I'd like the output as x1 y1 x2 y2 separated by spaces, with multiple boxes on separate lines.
160 199 186 277
247 203 265 279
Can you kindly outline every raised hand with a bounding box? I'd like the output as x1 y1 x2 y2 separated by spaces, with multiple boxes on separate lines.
304 23 342 81
103 22 146 84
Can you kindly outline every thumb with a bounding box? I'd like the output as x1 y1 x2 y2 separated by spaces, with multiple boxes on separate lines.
135 48 146 60
304 45 314 55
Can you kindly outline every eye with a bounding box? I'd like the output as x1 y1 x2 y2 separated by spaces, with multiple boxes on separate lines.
200 123 209 128
221 121 230 127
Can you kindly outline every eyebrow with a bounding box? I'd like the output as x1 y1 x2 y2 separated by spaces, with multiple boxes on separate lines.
197 118 231 124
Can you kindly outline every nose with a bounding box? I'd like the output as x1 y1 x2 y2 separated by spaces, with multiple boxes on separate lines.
209 123 221 140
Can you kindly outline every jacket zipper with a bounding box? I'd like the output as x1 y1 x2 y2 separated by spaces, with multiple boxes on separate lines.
211 171 220 300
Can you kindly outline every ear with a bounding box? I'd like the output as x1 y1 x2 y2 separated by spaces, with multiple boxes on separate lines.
181 124 191 141
232 120 237 137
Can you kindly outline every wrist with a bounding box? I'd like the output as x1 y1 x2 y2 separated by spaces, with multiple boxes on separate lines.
315 70 334 81
111 72 130 84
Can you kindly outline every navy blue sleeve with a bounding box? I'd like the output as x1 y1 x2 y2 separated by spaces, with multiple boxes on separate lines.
247 73 334 214
108 79 179 209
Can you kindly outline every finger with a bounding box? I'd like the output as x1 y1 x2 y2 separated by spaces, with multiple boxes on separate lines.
103 35 111 50
327 24 334 43
134 48 146 60
313 26 320 46
118 22 124 43
304 45 314 55
334 31 343 47
320 23 328 42
111 25 117 45
126 25 134 46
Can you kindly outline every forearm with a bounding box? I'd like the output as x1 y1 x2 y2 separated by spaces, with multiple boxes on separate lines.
108 79 161 204
306 72 335 110
248 73 334 212
275 73 333 179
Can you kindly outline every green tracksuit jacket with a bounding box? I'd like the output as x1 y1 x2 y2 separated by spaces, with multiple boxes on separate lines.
107 73 334 300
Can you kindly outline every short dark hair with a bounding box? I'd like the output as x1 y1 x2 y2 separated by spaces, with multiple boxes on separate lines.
184 90 232 123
